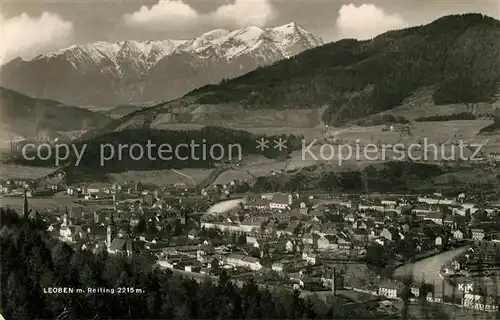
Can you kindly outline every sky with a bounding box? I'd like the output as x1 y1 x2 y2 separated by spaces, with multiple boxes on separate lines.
0 0 499 64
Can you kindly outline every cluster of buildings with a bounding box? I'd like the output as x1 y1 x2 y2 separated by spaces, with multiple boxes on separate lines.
0 168 65 196
149 191 495 294
14 172 500 312
35 179 245 258
376 278 499 312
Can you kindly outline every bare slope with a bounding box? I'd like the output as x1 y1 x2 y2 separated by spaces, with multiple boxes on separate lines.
0 87 110 142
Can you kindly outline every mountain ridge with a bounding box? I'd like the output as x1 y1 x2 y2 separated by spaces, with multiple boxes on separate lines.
85 13 500 136
0 87 111 143
1 22 323 107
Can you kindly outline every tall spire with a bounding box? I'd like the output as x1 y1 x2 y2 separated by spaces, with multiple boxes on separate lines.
107 213 116 251
23 188 31 219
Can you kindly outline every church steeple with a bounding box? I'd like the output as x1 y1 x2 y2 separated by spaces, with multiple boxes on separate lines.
107 213 116 250
23 188 31 220
62 209 68 228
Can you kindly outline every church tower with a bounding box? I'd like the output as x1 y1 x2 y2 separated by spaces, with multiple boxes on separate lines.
61 206 69 227
107 214 116 250
23 189 32 220
62 213 68 228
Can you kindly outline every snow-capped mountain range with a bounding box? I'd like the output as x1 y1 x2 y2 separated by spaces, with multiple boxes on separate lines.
1 22 323 108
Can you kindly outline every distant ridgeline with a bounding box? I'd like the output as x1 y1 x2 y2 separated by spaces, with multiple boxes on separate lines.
11 127 303 172
189 14 500 126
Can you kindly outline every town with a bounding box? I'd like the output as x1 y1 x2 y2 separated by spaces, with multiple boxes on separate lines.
3 166 500 316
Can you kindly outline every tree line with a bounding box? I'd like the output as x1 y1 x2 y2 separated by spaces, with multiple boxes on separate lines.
12 127 304 172
415 112 477 122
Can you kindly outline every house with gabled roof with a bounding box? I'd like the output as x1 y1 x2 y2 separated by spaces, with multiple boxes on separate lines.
314 234 338 251
378 279 404 299
380 227 403 242
272 262 285 273
471 228 486 241
352 219 368 230
245 198 270 210
226 254 262 271
108 238 134 257
269 193 292 210
453 229 465 240
336 233 351 249
240 219 266 233
424 211 445 225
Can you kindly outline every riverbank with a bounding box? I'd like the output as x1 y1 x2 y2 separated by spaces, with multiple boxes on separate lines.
393 247 468 297
394 247 467 281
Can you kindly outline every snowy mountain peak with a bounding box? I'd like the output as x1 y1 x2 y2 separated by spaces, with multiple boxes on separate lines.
272 22 323 44
229 26 265 42
31 23 321 65
273 22 301 32
201 29 231 39
3 23 323 106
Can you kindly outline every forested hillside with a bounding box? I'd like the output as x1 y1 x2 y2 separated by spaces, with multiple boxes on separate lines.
12 127 303 171
188 14 500 126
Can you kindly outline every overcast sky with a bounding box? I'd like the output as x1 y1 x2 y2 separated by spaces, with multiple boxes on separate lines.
1 0 499 64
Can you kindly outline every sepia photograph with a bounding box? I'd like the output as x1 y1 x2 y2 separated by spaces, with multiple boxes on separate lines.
1 0 500 318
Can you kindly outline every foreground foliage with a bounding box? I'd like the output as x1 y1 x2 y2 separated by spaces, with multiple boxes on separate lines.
0 209 386 319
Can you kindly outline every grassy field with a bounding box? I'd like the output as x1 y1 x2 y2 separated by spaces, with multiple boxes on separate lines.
364 86 500 121
107 168 213 186
0 164 60 180
324 120 492 145
433 168 500 185
213 169 253 185
149 104 325 130
0 193 83 213
4 119 500 190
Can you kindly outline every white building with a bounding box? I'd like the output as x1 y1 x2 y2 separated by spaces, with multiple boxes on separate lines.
378 281 402 299
58 213 86 242
226 254 262 271
269 193 292 210
418 197 455 205
272 263 284 273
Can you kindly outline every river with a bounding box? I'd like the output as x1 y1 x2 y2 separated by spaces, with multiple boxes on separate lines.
206 198 247 215
393 247 469 296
